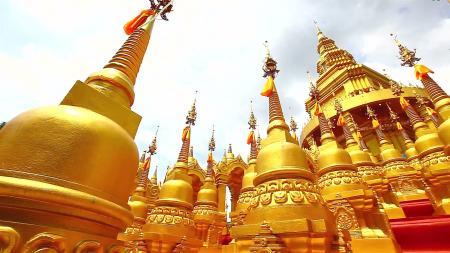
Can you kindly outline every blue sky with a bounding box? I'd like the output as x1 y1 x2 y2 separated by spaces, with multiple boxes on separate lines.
1 0 449 182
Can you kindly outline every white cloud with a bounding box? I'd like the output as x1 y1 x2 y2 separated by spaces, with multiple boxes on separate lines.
1 0 449 182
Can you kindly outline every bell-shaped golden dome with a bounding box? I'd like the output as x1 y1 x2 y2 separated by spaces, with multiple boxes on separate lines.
317 143 354 172
157 168 194 209
0 105 138 205
348 149 372 165
255 134 311 185
128 196 148 219
196 177 217 205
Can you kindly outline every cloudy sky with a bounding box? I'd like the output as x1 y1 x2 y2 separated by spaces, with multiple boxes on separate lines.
1 0 449 182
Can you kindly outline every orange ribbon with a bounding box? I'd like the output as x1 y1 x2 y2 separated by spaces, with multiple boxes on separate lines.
337 114 346 126
246 131 254 145
181 126 190 141
207 152 213 163
143 157 151 170
260 76 275 97
399 97 411 110
314 103 323 116
372 119 380 129
123 9 155 35
414 64 434 80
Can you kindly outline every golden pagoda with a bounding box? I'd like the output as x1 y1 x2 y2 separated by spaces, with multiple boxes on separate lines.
2 2 450 252
226 44 336 253
143 98 203 252
0 4 163 252
230 107 258 226
193 128 227 252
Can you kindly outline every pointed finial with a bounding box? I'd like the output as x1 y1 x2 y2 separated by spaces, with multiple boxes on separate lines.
140 151 147 163
366 105 377 120
307 71 319 99
313 20 322 34
290 116 298 132
148 125 159 155
209 126 216 152
262 41 280 79
186 92 197 126
387 104 399 121
414 91 426 107
334 98 343 114
263 40 271 59
152 165 158 180
256 127 262 151
189 146 194 157
228 144 233 154
248 101 257 130
383 73 404 96
149 0 175 22
164 165 170 182
390 33 421 67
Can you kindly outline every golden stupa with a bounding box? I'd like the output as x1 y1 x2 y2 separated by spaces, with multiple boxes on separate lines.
1 2 450 253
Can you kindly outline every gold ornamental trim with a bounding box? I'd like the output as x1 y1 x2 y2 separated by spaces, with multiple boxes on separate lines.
0 176 133 227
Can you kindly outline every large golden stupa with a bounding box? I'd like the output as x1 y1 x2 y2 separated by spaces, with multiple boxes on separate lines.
1 2 450 253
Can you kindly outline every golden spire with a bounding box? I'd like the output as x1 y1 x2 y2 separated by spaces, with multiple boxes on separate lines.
135 127 158 194
176 96 197 165
256 129 262 151
248 103 258 160
315 26 356 75
189 146 194 158
85 2 176 108
387 104 412 143
387 104 399 122
226 143 235 160
253 42 312 187
390 34 421 67
367 105 388 143
261 42 287 130
148 125 159 155
310 72 334 144
207 126 215 167
289 116 299 142
289 116 298 133
208 126 216 152
334 98 356 147
85 17 156 108
151 165 158 182
391 34 450 113
139 151 146 163
314 20 325 40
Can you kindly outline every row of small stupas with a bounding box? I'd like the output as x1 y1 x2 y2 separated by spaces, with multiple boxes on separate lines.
1 2 450 252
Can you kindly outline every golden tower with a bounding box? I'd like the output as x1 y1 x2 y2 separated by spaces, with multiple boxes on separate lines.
227 44 336 253
143 99 203 252
231 107 258 226
119 133 158 251
301 26 429 159
193 128 227 252
0 9 160 252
